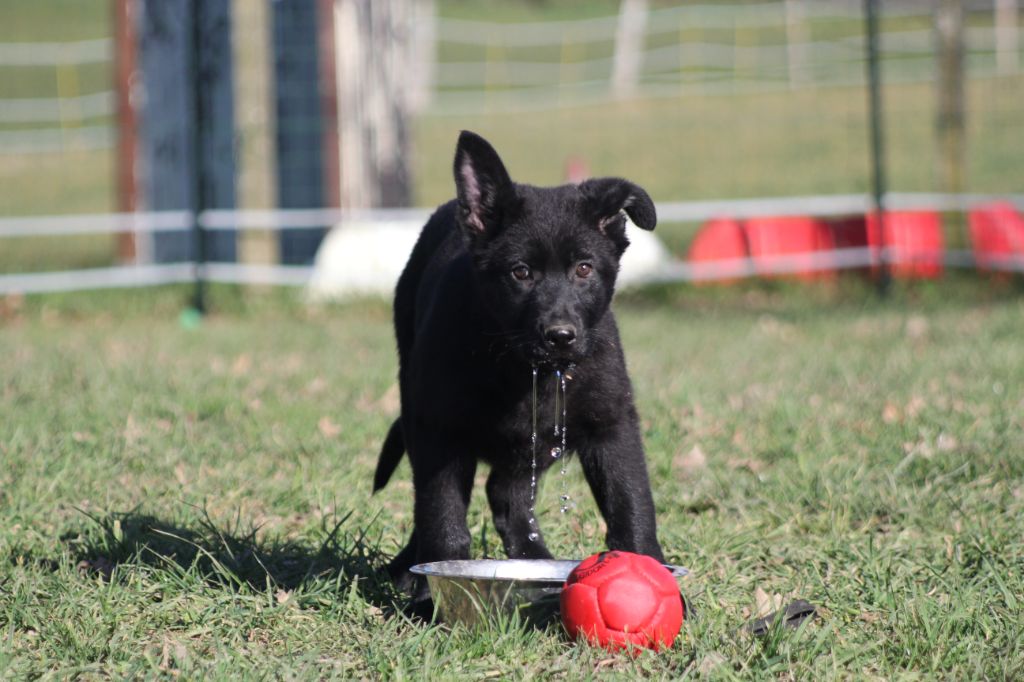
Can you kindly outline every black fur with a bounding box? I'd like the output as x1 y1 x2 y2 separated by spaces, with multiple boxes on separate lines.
377 131 665 606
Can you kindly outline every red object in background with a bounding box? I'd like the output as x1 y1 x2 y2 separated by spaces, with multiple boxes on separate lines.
686 218 749 283
825 215 869 250
823 215 870 273
866 210 945 279
560 551 684 652
969 202 1024 272
743 215 836 280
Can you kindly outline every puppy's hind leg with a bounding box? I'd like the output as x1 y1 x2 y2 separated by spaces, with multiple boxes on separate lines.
386 531 436 619
412 451 477 564
386 531 419 593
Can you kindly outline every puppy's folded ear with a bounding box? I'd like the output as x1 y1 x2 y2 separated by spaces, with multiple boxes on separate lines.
578 177 657 233
453 131 514 239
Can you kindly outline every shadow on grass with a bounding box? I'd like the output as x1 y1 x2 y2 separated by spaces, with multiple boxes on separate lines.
61 505 407 618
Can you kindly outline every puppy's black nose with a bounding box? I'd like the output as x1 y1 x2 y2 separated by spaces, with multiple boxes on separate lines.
544 325 577 349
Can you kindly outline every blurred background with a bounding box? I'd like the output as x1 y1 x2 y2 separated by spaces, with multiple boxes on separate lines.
1 0 1022 297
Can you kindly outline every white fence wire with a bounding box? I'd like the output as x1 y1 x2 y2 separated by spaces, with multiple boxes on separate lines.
3 193 1023 296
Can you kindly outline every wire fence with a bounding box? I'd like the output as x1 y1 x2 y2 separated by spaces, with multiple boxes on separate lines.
1 0 1023 297
4 3 1020 148
427 1 1021 115
3 191 1023 295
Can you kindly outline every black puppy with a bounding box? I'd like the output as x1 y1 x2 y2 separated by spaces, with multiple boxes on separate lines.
374 131 665 605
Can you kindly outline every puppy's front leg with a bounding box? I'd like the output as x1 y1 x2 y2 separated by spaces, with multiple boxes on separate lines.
578 422 665 562
411 449 477 564
486 465 555 560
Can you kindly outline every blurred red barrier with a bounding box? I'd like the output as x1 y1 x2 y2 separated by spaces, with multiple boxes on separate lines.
825 215 868 250
686 217 749 283
866 210 944 279
743 215 836 280
969 202 1024 272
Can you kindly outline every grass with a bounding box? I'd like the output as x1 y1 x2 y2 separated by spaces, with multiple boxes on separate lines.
1 279 1023 678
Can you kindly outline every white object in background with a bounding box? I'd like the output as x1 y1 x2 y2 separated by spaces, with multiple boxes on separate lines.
306 218 673 301
617 226 673 288
307 221 420 300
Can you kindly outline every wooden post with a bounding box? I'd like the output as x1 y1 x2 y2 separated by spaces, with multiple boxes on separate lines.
335 0 414 209
232 0 277 268
996 0 1019 76
318 0 340 210
611 0 647 99
785 0 808 89
409 0 437 113
935 0 966 197
114 0 138 263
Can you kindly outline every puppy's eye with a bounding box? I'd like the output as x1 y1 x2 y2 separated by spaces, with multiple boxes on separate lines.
575 262 593 279
512 265 531 281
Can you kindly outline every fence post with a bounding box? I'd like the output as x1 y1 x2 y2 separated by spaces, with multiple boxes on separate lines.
136 0 236 277
611 0 647 99
233 0 278 268
271 0 327 264
335 0 414 209
785 0 808 89
114 0 138 263
864 0 889 295
996 0 1019 76
408 0 437 113
935 0 966 201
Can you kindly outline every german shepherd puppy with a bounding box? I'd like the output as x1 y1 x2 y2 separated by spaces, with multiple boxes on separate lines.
374 131 665 607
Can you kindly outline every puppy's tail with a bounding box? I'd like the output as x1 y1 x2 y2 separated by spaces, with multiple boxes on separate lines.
373 418 405 493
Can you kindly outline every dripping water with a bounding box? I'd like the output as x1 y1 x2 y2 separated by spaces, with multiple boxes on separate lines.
557 370 571 513
553 370 561 437
527 366 540 542
528 365 575 543
547 369 572 513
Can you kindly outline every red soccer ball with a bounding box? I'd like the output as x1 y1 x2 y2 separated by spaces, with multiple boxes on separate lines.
560 551 685 652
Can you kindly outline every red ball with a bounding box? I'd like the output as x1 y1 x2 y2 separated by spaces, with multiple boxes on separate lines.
560 551 685 652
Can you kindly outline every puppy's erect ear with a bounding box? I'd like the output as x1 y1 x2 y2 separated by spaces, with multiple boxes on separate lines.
453 131 514 238
578 177 657 233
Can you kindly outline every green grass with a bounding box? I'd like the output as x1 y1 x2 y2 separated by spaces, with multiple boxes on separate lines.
414 76 1024 206
2 280 1023 678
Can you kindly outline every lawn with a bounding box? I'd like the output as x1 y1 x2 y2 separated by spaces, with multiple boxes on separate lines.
1 281 1022 678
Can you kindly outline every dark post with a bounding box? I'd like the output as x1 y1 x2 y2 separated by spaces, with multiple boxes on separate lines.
188 0 206 313
136 0 236 283
272 0 327 265
935 0 966 203
864 0 890 295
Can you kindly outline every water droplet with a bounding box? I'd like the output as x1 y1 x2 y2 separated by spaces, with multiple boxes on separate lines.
528 366 539 543
556 370 572 517
553 370 562 436
550 446 561 459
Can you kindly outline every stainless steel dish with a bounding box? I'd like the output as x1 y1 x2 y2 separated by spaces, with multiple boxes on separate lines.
410 559 688 627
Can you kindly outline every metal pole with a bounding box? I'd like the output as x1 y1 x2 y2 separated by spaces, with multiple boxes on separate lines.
189 0 207 314
865 0 889 295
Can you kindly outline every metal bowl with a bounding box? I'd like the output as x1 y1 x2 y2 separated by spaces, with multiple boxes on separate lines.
410 559 688 627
